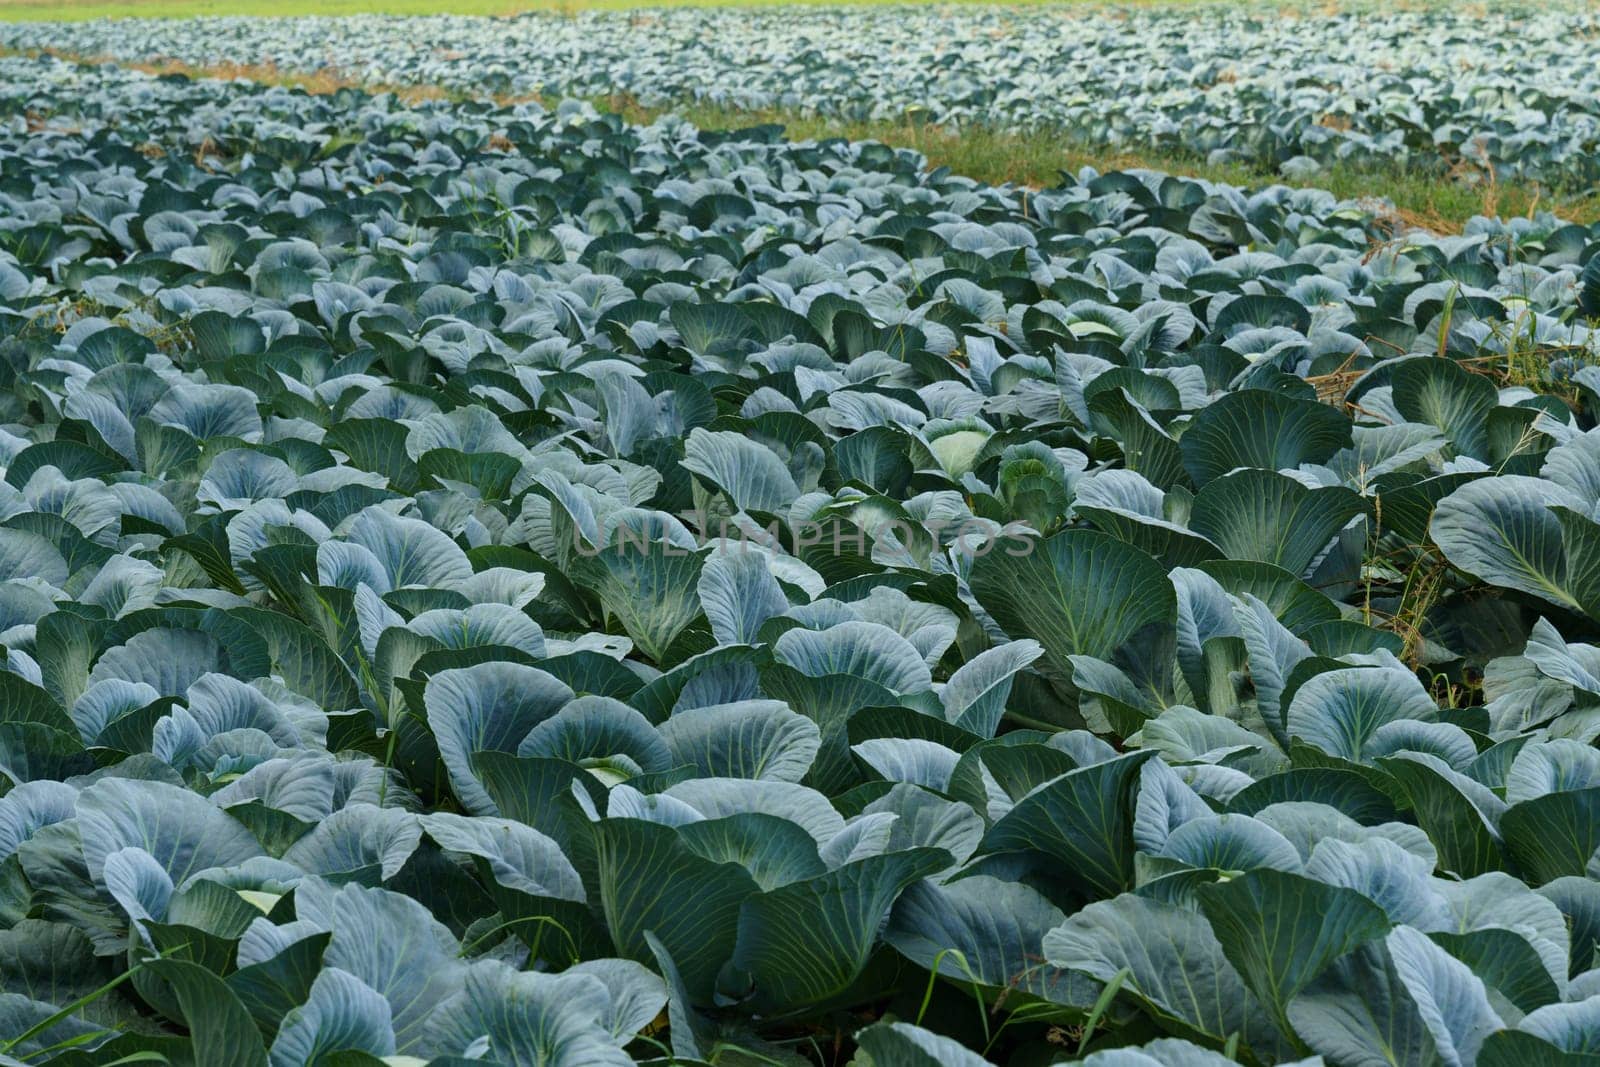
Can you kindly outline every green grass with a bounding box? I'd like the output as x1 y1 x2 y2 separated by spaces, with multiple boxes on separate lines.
628 98 1600 230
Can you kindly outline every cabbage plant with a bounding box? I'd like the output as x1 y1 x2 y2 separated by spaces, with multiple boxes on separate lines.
0 51 1598 1067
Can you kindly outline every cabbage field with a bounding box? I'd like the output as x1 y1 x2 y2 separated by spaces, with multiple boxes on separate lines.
4 6 1600 1067
6 7 1600 186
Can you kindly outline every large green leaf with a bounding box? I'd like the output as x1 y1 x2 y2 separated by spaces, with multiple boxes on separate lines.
1432 476 1597 616
572 538 705 664
1483 999 1600 1065
1387 925 1504 1066
345 506 471 590
734 847 949 1013
594 818 758 1003
1086 388 1187 491
1197 869 1391 1040
659 699 820 782
681 428 800 513
1285 666 1438 763
1288 940 1442 1067
76 776 262 886
281 805 421 884
1180 389 1351 487
144 958 269 1067
969 530 1174 685
1380 753 1508 878
677 812 827 892
853 1021 995 1067
421 811 584 903
269 966 395 1067
0 919 138 1032
470 752 600 857
423 662 574 816
1189 469 1364 579
1391 356 1498 462
1502 787 1600 885
424 960 632 1066
1044 893 1273 1047
227 931 331 1039
1540 876 1600 981
1157 813 1303 874
887 874 1089 1006
1432 927 1560 1015
938 639 1044 738
697 550 789 646
760 664 897 794
773 621 932 694
291 880 465 1054
979 751 1153 898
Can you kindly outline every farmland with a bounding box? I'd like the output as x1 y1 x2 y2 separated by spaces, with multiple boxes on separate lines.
9 6 1600 226
1 4 1600 1066
11 6 1598 186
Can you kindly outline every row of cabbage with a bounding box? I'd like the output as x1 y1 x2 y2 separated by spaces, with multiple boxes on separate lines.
5 51 1600 1067
5 6 1600 186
